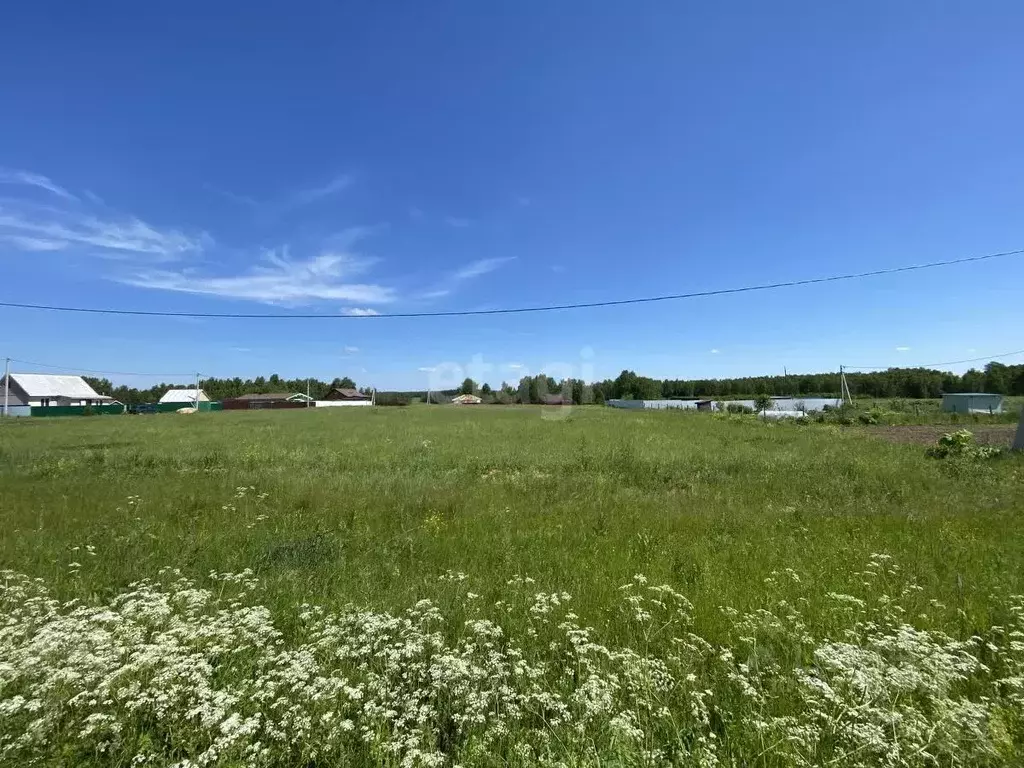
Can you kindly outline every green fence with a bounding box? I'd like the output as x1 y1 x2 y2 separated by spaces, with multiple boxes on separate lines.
29 404 127 417
29 401 222 417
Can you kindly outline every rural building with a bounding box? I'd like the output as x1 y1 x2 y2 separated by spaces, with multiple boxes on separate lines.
451 394 482 405
323 387 371 401
159 388 210 404
695 400 714 412
941 393 1003 414
222 392 308 410
1 373 112 407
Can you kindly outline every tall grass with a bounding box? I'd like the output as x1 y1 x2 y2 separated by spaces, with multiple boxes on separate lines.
1 407 1023 764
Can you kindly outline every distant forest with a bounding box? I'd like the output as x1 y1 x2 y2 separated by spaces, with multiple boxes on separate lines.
83 361 1024 406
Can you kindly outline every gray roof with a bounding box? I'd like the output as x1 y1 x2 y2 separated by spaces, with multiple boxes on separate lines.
9 373 109 400
160 388 210 403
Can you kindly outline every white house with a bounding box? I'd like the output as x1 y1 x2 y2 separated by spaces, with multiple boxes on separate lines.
160 388 210 404
1 373 112 407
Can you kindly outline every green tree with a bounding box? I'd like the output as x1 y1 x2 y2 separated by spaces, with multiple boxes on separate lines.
753 393 772 415
460 378 477 396
331 376 356 390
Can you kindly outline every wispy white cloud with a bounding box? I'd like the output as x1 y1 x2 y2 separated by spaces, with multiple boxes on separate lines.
0 207 203 259
444 216 472 228
895 346 911 352
420 288 451 300
343 345 360 354
409 206 425 221
341 307 381 316
205 173 352 213
0 169 77 201
204 183 259 208
0 234 68 251
122 249 395 305
230 346 252 353
710 348 720 354
288 174 353 208
452 257 514 281
417 366 436 372
506 363 524 370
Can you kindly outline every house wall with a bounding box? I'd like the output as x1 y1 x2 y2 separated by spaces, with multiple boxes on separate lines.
314 400 372 408
222 399 307 410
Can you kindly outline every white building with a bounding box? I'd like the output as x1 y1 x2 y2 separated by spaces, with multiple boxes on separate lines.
159 388 210 404
1 373 112 407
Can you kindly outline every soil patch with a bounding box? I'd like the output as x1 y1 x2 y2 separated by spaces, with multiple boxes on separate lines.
865 424 1017 447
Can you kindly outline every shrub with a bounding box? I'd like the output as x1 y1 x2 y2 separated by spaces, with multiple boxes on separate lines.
926 429 1002 460
726 402 754 414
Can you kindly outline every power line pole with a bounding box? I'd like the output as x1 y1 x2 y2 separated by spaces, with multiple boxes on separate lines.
839 365 853 406
195 372 200 411
3 357 9 417
306 378 310 408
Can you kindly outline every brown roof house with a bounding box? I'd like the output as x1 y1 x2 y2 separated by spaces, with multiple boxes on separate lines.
323 387 371 401
222 392 309 410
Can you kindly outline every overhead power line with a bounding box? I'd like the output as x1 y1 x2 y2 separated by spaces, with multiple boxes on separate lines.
6 357 196 378
844 348 1024 372
0 247 1021 319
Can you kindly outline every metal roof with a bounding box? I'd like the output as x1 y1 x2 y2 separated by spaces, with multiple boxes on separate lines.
159 388 210 403
10 373 108 399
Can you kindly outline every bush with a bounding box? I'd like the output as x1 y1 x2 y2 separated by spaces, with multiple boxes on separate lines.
726 403 754 415
926 429 1002 460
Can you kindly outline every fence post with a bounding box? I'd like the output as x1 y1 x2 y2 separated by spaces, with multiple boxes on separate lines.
1014 407 1024 452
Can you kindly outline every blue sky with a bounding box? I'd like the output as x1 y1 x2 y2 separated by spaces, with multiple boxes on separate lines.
1 3 1023 390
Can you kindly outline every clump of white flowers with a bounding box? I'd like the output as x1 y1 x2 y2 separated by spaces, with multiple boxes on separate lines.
2 558 1024 766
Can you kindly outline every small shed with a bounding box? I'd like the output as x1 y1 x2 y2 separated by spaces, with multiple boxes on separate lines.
160 388 210 404
695 400 714 412
941 393 1003 414
451 394 482 405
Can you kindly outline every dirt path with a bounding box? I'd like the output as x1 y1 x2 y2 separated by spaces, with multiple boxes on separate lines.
864 424 1018 447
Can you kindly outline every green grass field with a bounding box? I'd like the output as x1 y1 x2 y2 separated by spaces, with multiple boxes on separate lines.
2 407 1024 766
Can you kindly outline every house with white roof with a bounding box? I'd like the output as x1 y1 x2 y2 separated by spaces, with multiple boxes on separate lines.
1 373 113 408
159 388 210 404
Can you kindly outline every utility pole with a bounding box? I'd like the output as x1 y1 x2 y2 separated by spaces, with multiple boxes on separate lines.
306 378 310 408
839 365 853 406
195 372 200 411
3 357 9 417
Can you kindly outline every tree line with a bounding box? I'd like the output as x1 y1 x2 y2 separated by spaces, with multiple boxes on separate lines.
601 362 1024 400
83 361 1024 406
82 375 362 405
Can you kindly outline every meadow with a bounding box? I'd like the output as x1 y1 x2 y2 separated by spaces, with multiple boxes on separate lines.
2 406 1024 766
